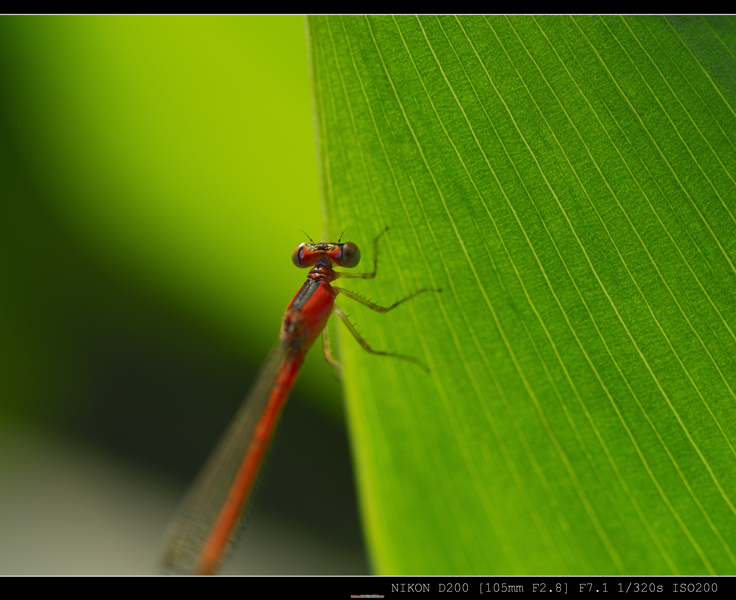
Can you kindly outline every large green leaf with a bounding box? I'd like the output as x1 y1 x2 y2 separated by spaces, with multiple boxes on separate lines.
308 15 736 575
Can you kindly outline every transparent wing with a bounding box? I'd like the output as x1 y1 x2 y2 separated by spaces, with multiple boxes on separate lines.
161 341 291 574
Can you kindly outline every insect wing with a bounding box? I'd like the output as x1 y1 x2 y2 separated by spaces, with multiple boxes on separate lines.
161 342 291 574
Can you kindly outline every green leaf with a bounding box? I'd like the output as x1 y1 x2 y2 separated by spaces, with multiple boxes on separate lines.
308 15 736 575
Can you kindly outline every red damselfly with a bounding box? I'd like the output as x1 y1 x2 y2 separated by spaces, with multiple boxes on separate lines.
162 227 437 574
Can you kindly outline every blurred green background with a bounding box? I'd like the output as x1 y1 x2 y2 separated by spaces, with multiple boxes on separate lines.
0 15 367 574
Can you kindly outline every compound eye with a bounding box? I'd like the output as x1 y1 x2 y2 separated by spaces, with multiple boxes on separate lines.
292 243 311 268
339 242 361 268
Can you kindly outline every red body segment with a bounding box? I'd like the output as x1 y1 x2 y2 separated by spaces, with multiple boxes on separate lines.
195 278 337 574
281 278 337 352
196 351 305 574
